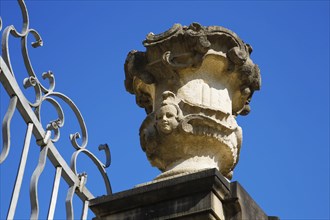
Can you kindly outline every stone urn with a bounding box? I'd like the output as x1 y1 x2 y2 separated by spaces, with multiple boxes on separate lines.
124 23 261 180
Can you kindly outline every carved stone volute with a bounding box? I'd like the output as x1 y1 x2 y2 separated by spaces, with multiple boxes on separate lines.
125 23 261 180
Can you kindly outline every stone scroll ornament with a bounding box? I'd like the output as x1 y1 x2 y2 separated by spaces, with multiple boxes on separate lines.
124 23 261 180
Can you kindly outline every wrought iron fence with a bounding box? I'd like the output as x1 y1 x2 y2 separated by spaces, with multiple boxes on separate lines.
0 0 112 219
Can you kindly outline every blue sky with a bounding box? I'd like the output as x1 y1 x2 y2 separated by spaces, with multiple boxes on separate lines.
0 0 329 219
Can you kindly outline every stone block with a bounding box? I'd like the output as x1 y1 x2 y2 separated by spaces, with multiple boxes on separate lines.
90 169 278 220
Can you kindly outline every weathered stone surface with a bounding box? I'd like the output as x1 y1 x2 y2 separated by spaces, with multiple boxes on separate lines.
124 23 261 180
228 182 271 220
89 169 278 220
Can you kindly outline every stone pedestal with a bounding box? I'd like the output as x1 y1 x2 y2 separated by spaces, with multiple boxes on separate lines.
89 169 278 220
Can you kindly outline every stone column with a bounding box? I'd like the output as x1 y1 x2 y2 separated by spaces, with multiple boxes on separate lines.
124 23 261 180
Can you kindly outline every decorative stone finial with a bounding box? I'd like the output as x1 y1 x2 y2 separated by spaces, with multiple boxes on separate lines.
124 23 261 180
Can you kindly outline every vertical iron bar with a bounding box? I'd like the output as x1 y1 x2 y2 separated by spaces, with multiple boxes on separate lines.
47 166 62 220
6 123 33 220
66 184 76 220
81 200 89 220
30 144 49 220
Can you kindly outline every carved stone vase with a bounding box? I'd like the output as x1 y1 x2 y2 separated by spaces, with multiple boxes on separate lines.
124 23 261 180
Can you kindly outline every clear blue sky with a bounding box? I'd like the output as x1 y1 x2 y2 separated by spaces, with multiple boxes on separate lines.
1 1 329 219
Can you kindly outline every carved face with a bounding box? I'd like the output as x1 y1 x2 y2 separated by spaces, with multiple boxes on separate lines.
156 104 179 134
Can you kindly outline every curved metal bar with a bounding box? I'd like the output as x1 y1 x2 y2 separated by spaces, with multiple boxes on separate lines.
99 144 111 168
2 0 49 108
20 30 43 107
43 96 64 126
30 145 49 219
2 26 20 75
2 1 87 150
65 184 76 220
49 92 88 150
70 145 112 195
1 0 29 76
18 0 29 34
41 71 55 94
0 96 17 164
22 76 42 108
35 96 65 143
21 29 52 97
